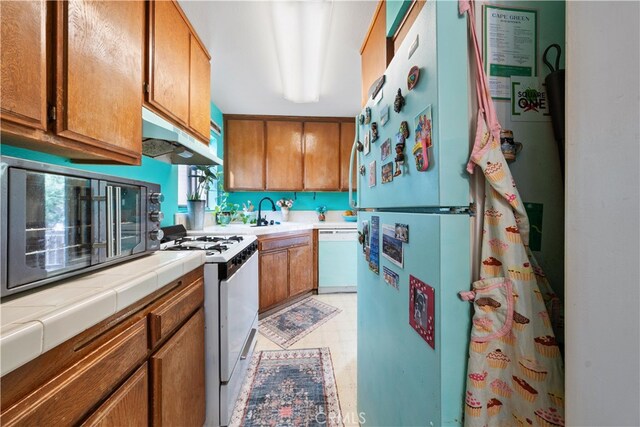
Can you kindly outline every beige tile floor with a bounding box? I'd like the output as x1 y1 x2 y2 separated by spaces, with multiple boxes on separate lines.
254 293 358 426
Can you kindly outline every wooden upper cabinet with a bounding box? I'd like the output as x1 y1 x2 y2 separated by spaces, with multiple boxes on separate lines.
392 0 426 53
189 35 211 142
151 308 205 427
304 122 340 191
360 0 393 106
340 122 357 191
148 0 190 127
55 0 144 163
0 0 47 131
266 121 303 191
225 119 265 190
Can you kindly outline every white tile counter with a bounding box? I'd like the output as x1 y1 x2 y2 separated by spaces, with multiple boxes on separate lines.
190 221 356 236
189 210 357 236
0 251 205 377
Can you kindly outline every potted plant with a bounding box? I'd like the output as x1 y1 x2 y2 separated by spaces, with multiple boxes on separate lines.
187 166 217 230
316 205 327 222
276 198 293 222
211 181 230 225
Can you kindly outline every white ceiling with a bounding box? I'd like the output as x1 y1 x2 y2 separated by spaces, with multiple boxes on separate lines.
179 1 377 117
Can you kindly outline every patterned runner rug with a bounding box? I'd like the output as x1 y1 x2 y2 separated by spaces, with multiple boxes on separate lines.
259 297 341 348
230 348 343 427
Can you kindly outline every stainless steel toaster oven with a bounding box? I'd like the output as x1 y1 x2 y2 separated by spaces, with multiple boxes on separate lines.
1 157 164 297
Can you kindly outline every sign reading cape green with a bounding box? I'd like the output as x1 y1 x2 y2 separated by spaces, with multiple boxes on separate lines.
511 77 551 121
483 6 538 100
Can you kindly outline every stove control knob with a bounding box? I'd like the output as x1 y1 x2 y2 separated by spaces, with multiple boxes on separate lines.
149 192 164 204
149 229 164 241
149 211 164 222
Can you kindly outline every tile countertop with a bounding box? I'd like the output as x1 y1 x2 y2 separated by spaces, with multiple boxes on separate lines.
189 210 358 236
190 221 357 236
0 251 205 377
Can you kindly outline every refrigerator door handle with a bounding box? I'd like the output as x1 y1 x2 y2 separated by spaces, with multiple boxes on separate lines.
348 116 359 209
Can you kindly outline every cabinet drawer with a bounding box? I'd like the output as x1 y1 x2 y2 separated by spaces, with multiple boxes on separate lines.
1 318 148 426
259 233 311 252
148 276 204 348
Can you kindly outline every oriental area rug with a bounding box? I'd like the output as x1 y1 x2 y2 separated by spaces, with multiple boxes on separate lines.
229 348 343 427
259 297 341 348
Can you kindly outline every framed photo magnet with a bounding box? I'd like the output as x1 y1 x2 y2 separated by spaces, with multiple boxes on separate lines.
409 275 435 349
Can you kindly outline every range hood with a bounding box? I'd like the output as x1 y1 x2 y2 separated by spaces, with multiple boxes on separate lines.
142 107 223 166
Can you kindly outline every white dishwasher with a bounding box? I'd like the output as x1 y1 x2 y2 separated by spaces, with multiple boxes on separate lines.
317 228 358 293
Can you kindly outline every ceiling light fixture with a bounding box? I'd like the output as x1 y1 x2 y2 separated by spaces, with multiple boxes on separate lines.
271 0 333 103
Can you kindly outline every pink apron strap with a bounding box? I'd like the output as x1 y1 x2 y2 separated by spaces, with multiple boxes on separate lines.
460 0 501 171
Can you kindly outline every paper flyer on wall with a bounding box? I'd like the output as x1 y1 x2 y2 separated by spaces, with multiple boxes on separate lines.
483 6 538 99
510 77 551 121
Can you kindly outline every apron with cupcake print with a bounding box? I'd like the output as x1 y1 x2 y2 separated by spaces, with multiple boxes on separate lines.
458 2 565 426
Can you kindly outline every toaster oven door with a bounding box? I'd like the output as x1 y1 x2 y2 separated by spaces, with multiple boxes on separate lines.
98 181 147 262
6 168 98 290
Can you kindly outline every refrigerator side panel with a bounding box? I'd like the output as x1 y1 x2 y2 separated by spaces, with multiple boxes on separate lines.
436 0 471 208
358 212 443 426
439 214 472 426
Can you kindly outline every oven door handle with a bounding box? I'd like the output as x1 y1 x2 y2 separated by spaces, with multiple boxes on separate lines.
240 328 257 360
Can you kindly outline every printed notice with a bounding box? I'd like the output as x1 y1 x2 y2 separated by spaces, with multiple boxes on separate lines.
483 6 537 99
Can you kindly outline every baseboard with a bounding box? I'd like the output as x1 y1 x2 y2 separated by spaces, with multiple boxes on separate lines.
317 286 357 294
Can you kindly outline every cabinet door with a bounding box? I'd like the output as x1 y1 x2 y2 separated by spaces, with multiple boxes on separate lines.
149 0 190 126
304 122 340 190
288 244 314 297
266 121 303 190
56 0 143 164
151 308 205 427
259 250 289 311
360 0 393 107
189 35 211 142
225 119 265 190
81 363 148 427
0 0 47 131
340 122 357 191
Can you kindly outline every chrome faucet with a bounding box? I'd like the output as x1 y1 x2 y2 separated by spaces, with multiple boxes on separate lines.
256 197 276 226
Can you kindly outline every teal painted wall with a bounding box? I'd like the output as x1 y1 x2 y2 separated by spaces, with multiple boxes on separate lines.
226 191 352 212
210 102 224 159
386 0 411 37
0 145 178 227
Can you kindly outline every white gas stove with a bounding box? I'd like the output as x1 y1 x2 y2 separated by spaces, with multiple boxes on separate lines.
160 225 259 426
161 225 258 276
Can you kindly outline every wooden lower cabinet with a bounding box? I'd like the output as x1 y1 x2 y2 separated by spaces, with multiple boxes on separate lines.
258 230 317 313
289 244 314 297
259 250 289 310
81 363 149 427
151 308 205 427
0 267 205 427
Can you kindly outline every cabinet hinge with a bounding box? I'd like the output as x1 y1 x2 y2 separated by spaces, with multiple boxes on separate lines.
144 83 150 94
48 105 56 122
